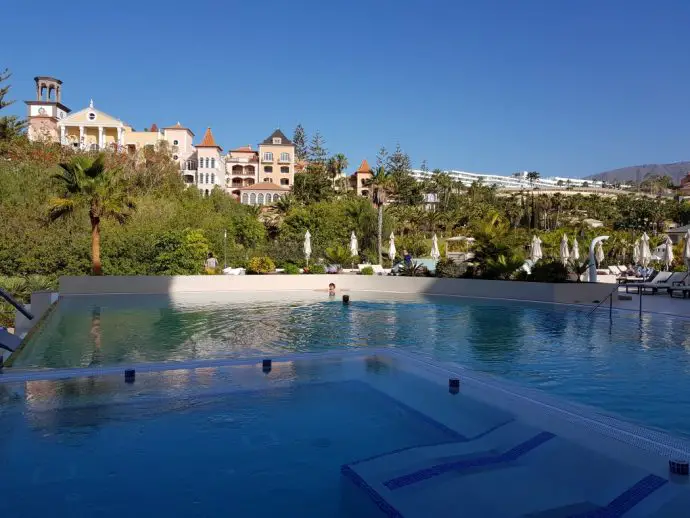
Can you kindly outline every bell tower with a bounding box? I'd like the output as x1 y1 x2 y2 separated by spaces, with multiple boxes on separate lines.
25 76 71 142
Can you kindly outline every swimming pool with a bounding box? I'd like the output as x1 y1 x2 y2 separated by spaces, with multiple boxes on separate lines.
2 351 689 517
11 291 690 436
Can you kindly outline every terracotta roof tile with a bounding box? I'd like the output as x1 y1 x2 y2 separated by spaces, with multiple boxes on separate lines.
196 127 222 150
232 145 253 152
237 182 290 191
356 159 372 173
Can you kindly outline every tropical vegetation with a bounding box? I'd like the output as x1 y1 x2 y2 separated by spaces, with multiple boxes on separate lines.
1 68 690 326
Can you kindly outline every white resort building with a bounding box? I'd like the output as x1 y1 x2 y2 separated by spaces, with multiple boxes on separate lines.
24 76 293 204
410 169 605 190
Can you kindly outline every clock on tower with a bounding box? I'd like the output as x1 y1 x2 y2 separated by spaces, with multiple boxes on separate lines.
25 76 71 143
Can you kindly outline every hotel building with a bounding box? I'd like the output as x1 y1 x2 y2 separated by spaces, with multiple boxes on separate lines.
25 76 293 204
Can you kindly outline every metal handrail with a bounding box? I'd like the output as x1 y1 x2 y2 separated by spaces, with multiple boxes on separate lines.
0 288 33 320
586 284 619 318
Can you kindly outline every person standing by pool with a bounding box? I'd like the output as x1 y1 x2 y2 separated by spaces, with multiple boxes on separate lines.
205 252 218 274
403 250 412 267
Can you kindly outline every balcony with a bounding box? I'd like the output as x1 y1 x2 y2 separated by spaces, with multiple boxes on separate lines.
226 156 257 164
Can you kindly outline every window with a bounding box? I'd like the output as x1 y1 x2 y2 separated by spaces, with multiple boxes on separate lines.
173 155 179 160
280 166 289 174
263 152 273 161
258 193 264 204
205 157 210 168
211 173 215 184
263 177 271 183
273 194 280 202
250 193 256 205
264 166 273 173
205 189 209 197
280 152 290 162
242 193 248 204
205 173 209 184
272 137 282 144
173 140 179 146
88 112 96 121
280 178 289 186
211 158 215 169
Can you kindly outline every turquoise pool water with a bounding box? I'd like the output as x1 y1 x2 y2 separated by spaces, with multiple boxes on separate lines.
13 291 690 436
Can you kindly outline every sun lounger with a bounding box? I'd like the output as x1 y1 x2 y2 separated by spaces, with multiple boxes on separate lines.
625 271 672 294
627 272 687 295
608 266 622 276
668 277 690 298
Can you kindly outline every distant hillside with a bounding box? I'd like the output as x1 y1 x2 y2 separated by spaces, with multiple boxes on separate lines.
585 162 690 184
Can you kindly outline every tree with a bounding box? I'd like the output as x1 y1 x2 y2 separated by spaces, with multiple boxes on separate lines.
293 124 308 161
152 229 209 275
0 68 26 141
292 164 334 204
365 165 394 264
308 131 328 164
327 153 348 188
49 154 135 275
387 143 412 175
375 146 388 169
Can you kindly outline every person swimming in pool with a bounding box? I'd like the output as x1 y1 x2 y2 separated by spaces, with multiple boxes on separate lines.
328 283 336 296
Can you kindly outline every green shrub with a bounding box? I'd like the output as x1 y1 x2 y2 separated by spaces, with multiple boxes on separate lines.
283 263 301 275
435 258 462 278
306 264 326 274
247 256 276 274
528 260 568 283
396 234 427 258
361 266 374 275
401 261 428 277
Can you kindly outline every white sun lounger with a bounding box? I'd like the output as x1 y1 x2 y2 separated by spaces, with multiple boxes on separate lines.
625 271 678 294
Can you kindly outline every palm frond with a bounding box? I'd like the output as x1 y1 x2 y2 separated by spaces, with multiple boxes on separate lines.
48 197 75 221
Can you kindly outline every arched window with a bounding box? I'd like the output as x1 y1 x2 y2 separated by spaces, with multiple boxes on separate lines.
206 157 211 168
258 193 264 204
280 178 289 186
273 194 280 202
211 158 215 168
205 173 209 184
263 177 271 183
250 193 256 205
242 193 249 204
211 173 215 184
280 152 290 162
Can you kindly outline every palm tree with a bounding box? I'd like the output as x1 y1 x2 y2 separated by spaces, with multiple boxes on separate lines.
365 165 394 264
49 154 135 275
327 153 348 189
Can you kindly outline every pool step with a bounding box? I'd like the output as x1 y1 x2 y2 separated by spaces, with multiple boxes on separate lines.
342 422 681 517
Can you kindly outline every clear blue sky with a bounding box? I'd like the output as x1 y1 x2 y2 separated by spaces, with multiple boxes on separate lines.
4 0 690 177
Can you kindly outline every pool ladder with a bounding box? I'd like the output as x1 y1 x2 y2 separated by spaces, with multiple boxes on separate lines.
0 288 33 353
586 285 620 319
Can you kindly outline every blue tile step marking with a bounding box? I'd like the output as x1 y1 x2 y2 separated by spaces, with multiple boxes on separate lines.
384 431 555 490
569 473 667 518
341 465 404 518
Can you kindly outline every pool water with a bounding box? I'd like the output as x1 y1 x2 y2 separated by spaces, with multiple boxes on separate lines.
2 353 689 517
13 291 690 437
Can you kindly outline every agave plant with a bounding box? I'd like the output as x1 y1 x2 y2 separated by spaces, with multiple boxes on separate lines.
400 261 427 277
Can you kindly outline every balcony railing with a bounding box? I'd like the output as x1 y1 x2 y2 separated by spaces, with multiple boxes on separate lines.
226 157 257 164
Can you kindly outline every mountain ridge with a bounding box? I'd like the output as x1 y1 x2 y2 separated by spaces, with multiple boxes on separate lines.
585 162 690 184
